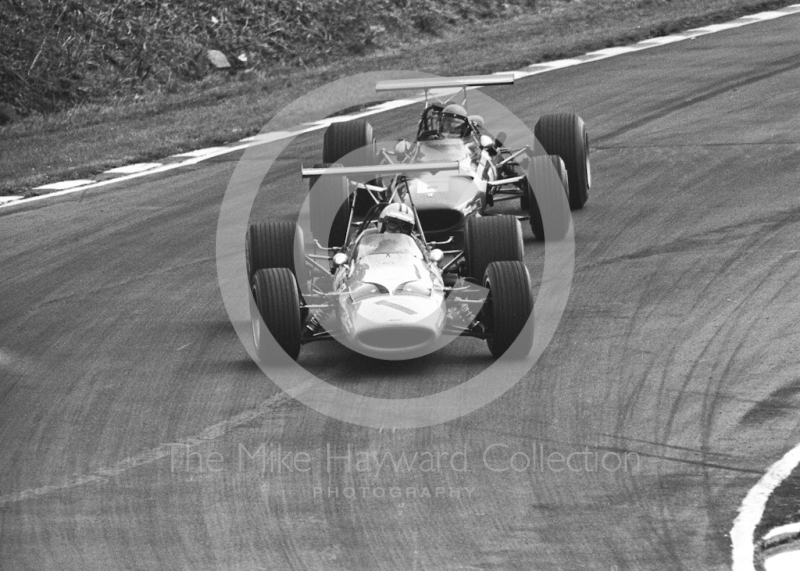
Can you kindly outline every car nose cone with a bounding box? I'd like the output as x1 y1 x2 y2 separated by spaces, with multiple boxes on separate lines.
348 295 445 357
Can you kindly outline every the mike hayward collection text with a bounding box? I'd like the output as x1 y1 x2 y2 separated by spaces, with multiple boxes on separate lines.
168 443 640 475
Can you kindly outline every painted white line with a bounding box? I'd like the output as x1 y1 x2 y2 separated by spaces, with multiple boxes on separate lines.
745 10 792 20
689 23 747 34
527 59 584 71
0 196 23 204
309 98 427 126
369 98 421 112
170 147 229 158
764 549 800 571
103 162 163 174
764 522 800 541
585 46 643 57
3 3 799 212
637 35 690 46
33 179 95 190
239 131 292 143
0 126 328 209
731 444 800 571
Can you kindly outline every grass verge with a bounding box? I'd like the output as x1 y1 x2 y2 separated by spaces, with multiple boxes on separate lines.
0 0 796 196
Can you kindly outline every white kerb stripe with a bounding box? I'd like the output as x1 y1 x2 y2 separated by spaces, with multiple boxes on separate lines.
731 443 800 571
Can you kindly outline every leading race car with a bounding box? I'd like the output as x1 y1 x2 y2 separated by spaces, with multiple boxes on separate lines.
313 74 591 244
247 163 533 361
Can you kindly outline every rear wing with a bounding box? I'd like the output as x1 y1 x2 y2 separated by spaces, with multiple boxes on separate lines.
375 74 515 92
301 162 460 178
375 74 514 111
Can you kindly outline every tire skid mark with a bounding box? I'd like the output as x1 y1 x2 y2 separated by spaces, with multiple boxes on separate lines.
735 258 800 426
594 53 800 145
614 269 668 433
0 388 299 506
742 380 800 425
596 142 800 149
607 198 796 453
658 249 787 445
586 171 798 564
317 417 376 570
698 283 771 551
594 199 690 448
654 222 800 566
597 432 741 462
583 205 800 271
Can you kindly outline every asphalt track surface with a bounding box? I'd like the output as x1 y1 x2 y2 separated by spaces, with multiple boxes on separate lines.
2 14 800 571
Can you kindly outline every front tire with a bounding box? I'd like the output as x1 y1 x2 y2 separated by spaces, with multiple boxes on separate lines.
527 155 570 241
323 119 375 166
483 261 534 358
251 268 302 361
534 113 590 210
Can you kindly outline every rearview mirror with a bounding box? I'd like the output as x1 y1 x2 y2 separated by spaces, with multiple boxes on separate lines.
430 249 444 264
333 252 349 266
394 139 413 157
479 135 495 150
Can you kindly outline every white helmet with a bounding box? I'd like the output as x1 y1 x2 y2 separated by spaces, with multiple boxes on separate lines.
439 103 468 138
379 203 415 234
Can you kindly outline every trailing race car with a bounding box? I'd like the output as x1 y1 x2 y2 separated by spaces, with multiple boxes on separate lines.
311 74 590 244
247 163 533 361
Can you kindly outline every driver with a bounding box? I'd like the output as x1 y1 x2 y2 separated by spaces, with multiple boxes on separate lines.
438 103 469 139
379 203 416 234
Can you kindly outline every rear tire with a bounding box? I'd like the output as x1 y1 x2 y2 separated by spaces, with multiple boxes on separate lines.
534 113 590 210
464 215 524 281
527 155 570 241
309 163 350 249
251 268 302 361
247 221 303 284
483 261 534 358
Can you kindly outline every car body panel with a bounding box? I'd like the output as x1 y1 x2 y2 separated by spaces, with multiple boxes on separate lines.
330 233 448 357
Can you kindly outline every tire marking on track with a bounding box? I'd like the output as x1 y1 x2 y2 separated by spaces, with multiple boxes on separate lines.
731 443 800 570
0 385 310 506
3 4 798 211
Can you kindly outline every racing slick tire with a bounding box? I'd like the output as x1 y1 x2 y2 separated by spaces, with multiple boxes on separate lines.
483 261 534 358
534 113 590 210
323 119 375 166
527 155 570 241
464 215 524 281
251 268 303 361
247 221 305 284
323 120 377 215
309 163 350 249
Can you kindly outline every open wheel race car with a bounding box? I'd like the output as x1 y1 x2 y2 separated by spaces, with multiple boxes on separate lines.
246 75 592 362
316 74 591 243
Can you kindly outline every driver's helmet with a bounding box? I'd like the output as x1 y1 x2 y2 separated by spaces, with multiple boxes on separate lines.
439 104 469 139
379 203 415 234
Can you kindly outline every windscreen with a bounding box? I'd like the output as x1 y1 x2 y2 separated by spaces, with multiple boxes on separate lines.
356 233 423 259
